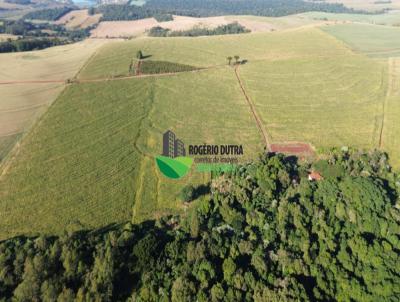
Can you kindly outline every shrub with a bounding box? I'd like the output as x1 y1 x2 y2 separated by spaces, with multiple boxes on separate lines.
180 185 195 202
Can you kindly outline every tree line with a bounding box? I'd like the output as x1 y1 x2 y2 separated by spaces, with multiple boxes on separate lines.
0 19 93 53
97 0 381 21
148 22 250 37
23 7 74 21
0 149 399 301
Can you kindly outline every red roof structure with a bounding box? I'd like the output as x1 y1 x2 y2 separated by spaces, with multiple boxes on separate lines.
308 171 323 181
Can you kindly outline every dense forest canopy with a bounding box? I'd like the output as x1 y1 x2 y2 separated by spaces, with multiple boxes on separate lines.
23 7 73 21
0 19 92 53
98 0 373 21
0 149 399 301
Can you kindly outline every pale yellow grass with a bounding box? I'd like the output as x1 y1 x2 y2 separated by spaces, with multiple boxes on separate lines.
91 14 326 38
55 9 102 29
0 34 18 41
0 39 108 158
91 15 232 38
323 0 400 11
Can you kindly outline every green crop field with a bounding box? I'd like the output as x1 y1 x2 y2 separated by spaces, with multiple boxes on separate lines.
1 26 399 239
78 29 351 79
322 23 400 57
382 58 400 168
0 39 108 164
0 67 263 239
239 54 386 148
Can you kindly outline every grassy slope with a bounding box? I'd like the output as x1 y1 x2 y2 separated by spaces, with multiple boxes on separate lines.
321 23 400 57
0 67 263 238
301 11 400 26
79 29 348 79
239 53 386 149
0 27 397 238
0 39 107 164
382 58 400 168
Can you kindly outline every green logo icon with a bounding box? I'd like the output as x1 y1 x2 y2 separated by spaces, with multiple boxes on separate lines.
156 130 192 179
155 156 193 179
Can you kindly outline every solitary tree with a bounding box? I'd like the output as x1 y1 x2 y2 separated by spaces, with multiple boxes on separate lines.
234 55 240 64
88 7 95 16
136 50 143 60
227 56 232 65
180 185 195 202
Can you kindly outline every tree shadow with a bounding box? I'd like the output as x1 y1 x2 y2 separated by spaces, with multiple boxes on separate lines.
141 54 152 59
194 183 210 199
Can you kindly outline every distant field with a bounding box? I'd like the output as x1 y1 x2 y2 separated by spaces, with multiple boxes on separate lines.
324 0 400 11
0 39 107 163
90 14 321 38
0 33 18 41
55 9 102 29
322 23 400 57
82 28 351 79
302 10 400 26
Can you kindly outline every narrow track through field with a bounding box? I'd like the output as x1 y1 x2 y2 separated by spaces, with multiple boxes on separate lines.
234 65 271 150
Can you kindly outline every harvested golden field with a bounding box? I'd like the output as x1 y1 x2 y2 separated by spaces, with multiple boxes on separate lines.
0 34 18 41
55 9 102 29
0 39 108 162
90 14 318 38
91 15 231 38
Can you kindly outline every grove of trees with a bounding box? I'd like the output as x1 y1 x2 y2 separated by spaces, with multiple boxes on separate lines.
0 149 399 301
148 22 250 37
98 0 376 21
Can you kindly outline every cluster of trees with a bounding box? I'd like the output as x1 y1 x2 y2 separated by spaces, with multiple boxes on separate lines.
4 0 31 4
23 7 73 21
148 22 250 37
0 19 93 53
0 37 64 52
98 0 374 21
130 59 198 75
97 5 155 21
153 13 173 22
226 55 241 65
0 149 399 301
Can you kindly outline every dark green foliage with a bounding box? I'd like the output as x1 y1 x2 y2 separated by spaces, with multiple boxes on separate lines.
148 25 170 37
0 38 65 52
99 0 370 21
137 60 198 74
23 7 73 21
88 7 96 16
0 20 92 53
180 184 195 202
153 13 173 22
148 22 250 37
136 50 143 59
0 149 399 301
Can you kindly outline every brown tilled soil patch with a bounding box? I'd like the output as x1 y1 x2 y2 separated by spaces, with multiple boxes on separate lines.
270 142 315 157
